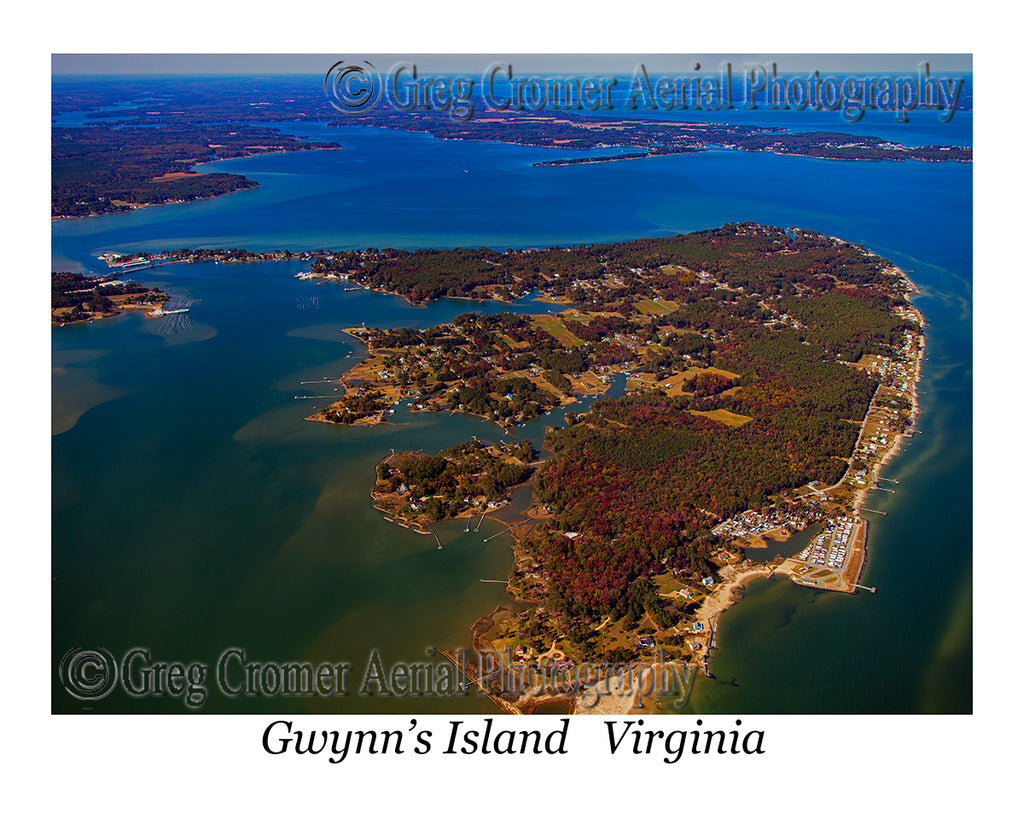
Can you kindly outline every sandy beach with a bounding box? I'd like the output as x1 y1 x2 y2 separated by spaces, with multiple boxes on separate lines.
695 307 926 675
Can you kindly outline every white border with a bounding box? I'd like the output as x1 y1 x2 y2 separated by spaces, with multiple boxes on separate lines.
12 1 1011 814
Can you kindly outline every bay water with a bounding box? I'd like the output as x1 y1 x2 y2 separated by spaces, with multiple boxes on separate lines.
52 113 971 713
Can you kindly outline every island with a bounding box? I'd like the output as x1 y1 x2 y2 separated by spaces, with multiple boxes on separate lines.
51 76 971 221
51 123 339 218
280 222 926 713
371 440 534 533
335 109 971 165
51 271 170 324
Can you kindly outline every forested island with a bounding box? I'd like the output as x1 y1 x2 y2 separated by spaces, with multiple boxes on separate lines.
284 223 926 711
372 440 534 530
51 123 339 217
51 271 169 324
51 75 970 219
338 109 971 165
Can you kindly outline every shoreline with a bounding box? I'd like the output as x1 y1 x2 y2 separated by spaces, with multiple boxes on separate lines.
694 286 926 678
328 241 929 708
373 281 929 701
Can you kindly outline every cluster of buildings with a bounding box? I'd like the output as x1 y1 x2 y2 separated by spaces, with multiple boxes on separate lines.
797 516 855 569
712 506 808 541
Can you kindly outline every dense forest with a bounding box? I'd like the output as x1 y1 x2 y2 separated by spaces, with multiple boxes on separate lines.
309 224 922 625
530 352 870 620
311 223 908 307
51 124 338 217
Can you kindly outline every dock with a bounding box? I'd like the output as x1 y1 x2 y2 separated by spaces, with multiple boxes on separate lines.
483 524 515 542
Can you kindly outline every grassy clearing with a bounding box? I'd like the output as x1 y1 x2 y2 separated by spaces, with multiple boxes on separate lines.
569 371 609 395
652 374 695 397
498 332 531 350
634 298 678 315
688 365 741 381
531 314 584 347
689 408 754 427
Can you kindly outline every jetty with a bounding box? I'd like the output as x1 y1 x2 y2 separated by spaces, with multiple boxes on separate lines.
483 524 515 542
149 306 190 317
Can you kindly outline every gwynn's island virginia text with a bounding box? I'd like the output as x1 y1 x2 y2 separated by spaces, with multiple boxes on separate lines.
92 223 924 713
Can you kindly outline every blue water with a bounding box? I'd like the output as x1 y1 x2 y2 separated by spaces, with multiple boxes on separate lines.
52 108 971 713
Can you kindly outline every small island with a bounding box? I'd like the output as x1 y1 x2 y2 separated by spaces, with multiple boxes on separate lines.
371 440 534 532
51 271 170 325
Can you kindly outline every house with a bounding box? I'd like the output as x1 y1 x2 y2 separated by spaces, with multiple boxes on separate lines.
701 576 715 588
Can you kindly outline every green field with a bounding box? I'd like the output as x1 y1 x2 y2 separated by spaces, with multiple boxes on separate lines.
689 408 754 427
531 314 584 346
634 298 678 315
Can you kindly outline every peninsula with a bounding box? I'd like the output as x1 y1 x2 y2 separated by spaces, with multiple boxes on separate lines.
51 123 339 218
51 75 970 220
286 223 925 712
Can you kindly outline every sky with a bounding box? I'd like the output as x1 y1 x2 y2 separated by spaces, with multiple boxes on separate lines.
51 53 973 76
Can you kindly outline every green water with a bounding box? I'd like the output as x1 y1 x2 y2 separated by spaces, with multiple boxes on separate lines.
51 263 555 713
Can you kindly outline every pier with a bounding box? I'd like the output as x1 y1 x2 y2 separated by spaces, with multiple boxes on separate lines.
862 508 888 516
852 583 877 593
426 524 443 550
483 524 515 542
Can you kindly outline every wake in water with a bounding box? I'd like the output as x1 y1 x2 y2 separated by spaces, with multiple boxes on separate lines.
155 299 195 335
